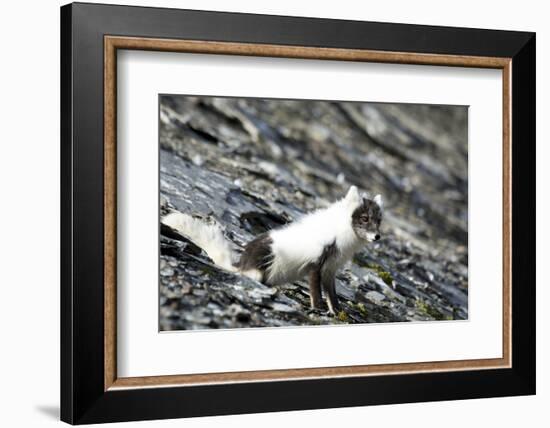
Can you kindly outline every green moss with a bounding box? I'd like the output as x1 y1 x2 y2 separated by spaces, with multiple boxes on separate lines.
415 299 448 321
377 271 393 286
350 301 369 318
337 310 350 323
353 257 394 286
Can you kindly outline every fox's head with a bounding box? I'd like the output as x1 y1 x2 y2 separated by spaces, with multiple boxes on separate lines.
344 186 383 242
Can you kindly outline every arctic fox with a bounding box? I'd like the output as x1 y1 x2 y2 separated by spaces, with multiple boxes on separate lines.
162 186 383 314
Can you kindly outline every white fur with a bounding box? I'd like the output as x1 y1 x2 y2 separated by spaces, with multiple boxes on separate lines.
374 194 383 210
161 212 237 272
266 186 364 285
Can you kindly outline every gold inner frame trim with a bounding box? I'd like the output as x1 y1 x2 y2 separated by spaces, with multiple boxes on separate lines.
104 35 512 391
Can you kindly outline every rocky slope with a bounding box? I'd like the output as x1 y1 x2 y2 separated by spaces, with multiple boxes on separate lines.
159 95 468 330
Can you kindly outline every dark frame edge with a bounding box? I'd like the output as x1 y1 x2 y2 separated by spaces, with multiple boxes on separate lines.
61 3 74 425
510 33 536 394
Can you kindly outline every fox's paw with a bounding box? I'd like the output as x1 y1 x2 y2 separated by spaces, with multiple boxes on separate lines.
326 301 341 316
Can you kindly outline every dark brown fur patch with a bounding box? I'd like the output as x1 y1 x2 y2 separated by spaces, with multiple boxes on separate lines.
318 241 338 268
236 233 274 282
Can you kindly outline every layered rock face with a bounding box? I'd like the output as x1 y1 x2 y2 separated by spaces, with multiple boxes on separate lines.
159 95 468 331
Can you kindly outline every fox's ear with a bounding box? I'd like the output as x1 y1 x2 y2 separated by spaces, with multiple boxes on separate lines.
345 185 360 205
374 194 383 210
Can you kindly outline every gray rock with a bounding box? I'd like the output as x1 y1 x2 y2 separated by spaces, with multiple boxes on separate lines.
365 291 386 304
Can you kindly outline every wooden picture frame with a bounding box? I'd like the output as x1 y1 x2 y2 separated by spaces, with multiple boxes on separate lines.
61 2 535 424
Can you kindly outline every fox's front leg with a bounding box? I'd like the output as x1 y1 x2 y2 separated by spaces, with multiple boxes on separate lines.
321 270 340 314
308 269 323 310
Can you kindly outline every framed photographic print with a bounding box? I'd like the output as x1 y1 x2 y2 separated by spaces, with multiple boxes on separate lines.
60 2 536 424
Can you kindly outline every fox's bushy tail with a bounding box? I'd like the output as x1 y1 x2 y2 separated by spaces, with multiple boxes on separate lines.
162 212 238 272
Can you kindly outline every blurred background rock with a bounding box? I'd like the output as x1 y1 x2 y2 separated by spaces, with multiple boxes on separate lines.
159 95 468 330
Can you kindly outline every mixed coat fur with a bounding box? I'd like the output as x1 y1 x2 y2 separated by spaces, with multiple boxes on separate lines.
162 186 383 314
